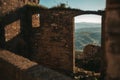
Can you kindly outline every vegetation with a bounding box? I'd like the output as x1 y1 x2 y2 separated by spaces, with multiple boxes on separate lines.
50 3 72 10
26 2 48 9
75 22 101 50
75 44 102 80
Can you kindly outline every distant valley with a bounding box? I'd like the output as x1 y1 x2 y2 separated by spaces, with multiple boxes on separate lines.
75 22 101 50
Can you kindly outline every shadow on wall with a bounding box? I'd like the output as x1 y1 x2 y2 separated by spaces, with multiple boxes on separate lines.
0 50 73 80
0 5 36 58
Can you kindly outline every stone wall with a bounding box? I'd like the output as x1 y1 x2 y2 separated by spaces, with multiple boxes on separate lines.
105 0 120 80
0 0 23 16
5 20 21 41
0 0 40 57
0 0 24 49
30 10 75 72
29 9 104 72
0 0 39 15
0 0 23 49
0 0 40 41
0 50 73 80
0 0 105 76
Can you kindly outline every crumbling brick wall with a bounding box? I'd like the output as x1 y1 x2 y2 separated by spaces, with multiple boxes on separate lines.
0 0 40 57
0 50 73 80
29 9 104 72
0 0 104 75
0 0 23 16
0 0 39 15
0 0 23 49
0 0 39 42
30 10 75 72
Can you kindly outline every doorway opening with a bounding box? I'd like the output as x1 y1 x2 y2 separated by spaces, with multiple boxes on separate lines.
74 14 101 51
74 14 102 79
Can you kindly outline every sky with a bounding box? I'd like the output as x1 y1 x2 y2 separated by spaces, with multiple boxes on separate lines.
75 14 101 23
40 0 106 23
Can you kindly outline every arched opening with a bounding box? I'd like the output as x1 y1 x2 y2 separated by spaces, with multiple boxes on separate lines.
40 0 106 79
74 14 101 50
74 14 102 78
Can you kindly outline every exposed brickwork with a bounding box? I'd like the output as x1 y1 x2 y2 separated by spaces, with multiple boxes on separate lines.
0 50 37 70
5 20 21 41
0 0 105 79
30 10 75 72
0 0 23 16
0 50 73 80
0 0 40 57
0 0 120 79
0 0 39 42
28 8 103 72
0 50 37 80
0 0 39 16
0 3 104 73
0 0 24 49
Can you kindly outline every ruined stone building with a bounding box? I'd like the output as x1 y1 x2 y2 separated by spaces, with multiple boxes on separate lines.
0 0 120 80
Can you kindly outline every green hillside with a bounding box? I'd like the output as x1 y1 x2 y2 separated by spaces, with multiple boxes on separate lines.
75 22 101 50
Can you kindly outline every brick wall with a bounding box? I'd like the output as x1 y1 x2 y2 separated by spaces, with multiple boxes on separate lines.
0 50 73 80
30 10 76 72
0 0 22 16
0 0 104 74
0 0 39 41
0 0 40 57
0 0 23 49
0 50 37 80
0 0 39 16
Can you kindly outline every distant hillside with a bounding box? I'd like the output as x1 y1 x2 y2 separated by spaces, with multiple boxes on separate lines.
75 22 101 50
75 22 101 29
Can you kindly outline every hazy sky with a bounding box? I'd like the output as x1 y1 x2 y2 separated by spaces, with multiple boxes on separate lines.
40 0 106 23
75 14 101 23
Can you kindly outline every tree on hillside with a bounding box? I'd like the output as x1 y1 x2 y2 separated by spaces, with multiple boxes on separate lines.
82 44 102 72
83 44 101 59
